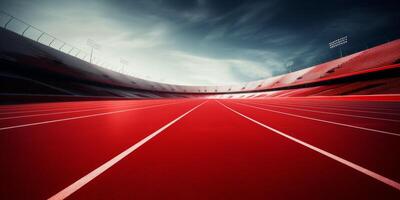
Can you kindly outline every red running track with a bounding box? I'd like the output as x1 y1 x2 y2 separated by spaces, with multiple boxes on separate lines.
0 97 399 199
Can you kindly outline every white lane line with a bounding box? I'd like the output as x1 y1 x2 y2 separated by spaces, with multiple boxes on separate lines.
0 102 168 120
249 101 400 116
47 100 207 200
0 100 151 114
217 101 400 191
0 105 107 115
233 101 400 137
0 103 143 115
291 103 400 112
248 102 400 123
0 101 187 131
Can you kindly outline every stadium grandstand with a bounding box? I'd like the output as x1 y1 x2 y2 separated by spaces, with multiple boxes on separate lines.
1 26 400 102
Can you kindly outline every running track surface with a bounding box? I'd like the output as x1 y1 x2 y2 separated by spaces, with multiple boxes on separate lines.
1 97 400 199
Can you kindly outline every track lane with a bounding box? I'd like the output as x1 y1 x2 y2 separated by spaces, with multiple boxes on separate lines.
0 99 170 117
242 101 400 134
0 102 163 120
48 100 207 200
0 99 172 111
0 101 123 113
223 100 400 183
246 98 400 115
245 100 400 120
219 101 400 190
67 100 399 199
0 99 203 199
252 102 400 122
0 100 189 131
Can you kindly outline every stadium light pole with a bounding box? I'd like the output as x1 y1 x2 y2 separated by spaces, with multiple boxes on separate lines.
329 36 347 58
87 39 101 64
120 58 128 73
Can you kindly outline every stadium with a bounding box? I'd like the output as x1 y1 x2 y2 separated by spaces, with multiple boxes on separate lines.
1 0 399 199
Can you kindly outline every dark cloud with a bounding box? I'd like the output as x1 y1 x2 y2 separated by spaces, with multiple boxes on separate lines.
106 0 399 72
2 0 400 79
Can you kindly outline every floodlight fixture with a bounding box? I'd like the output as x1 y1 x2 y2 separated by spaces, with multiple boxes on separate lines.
120 58 128 73
329 36 347 57
87 39 101 63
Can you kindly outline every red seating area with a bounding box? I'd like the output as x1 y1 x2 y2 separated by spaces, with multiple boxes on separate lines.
249 39 400 93
331 39 400 77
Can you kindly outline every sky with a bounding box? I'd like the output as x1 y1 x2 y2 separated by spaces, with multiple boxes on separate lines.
0 0 399 85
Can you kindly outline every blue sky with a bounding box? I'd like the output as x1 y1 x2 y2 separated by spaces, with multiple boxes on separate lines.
1 0 399 85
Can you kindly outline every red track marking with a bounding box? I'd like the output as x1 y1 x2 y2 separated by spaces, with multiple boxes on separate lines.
249 102 400 122
0 101 187 131
67 100 400 199
0 100 166 116
301 103 400 112
0 102 89 111
223 100 400 182
247 100 400 119
0 99 203 199
2 97 400 199
48 101 207 200
0 101 175 120
219 101 400 191
0 99 164 111
242 99 400 133
0 101 114 112
261 94 400 102
0 105 102 115
0 100 189 129
273 103 400 115
246 97 400 112
235 101 400 137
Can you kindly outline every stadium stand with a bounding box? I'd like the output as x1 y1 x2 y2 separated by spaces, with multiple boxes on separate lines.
1 26 400 103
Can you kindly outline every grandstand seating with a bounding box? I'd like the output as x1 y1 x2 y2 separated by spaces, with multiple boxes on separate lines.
1 27 400 103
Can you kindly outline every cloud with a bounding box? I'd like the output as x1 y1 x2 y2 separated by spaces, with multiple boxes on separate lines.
1 0 398 85
164 51 272 85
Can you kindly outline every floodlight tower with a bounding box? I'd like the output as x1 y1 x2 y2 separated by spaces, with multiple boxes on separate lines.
329 36 347 58
87 39 101 64
120 58 128 73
